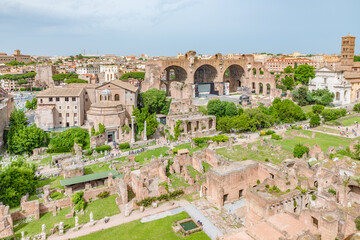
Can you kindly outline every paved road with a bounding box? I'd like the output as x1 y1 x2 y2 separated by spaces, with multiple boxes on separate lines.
183 204 223 240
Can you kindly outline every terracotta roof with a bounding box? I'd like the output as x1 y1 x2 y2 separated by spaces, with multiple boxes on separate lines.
37 87 84 97
97 79 138 92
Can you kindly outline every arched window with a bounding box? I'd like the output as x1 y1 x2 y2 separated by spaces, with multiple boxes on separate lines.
336 92 340 101
100 95 102 101
115 94 119 101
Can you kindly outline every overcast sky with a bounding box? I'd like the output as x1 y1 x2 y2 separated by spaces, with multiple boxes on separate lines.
0 0 359 56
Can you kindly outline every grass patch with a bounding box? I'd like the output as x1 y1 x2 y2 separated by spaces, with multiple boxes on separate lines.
202 162 212 172
84 162 112 174
74 211 210 240
275 130 355 153
14 195 120 238
168 174 190 189
216 142 290 164
175 142 208 155
37 175 64 189
135 147 170 164
338 115 360 126
186 166 202 179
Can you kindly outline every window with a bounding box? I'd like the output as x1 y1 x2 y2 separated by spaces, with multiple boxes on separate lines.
115 94 119 101
65 97 69 101
66 113 69 117
59 113 62 117
49 97 53 102
40 99 43 104
239 190 243 198
66 122 70 127
75 121 78 125
223 194 228 203
56 97 60 102
59 106 61 110
75 106 77 110
72 97 76 101
67 106 70 110
74 113 77 117
324 78 327 84
59 121 62 125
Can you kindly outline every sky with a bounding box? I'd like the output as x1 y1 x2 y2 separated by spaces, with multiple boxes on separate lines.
0 0 359 57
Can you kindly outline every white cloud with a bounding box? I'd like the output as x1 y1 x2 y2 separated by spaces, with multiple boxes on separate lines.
0 0 198 31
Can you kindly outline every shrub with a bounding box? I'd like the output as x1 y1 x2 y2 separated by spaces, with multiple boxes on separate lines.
355 217 360 231
311 194 317 201
96 191 110 199
157 194 169 201
118 142 130 150
312 105 325 114
354 103 360 112
172 148 179 154
169 190 184 198
71 191 86 212
271 134 281 140
328 188 336 195
47 127 89 153
265 130 275 135
309 114 321 128
321 108 347 122
293 144 309 158
257 179 260 184
87 144 111 155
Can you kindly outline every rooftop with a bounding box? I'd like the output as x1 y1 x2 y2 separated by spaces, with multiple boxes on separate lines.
210 160 258 176
60 170 122 186
37 87 84 97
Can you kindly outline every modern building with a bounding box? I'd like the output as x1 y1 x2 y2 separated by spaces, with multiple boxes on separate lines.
76 65 100 75
100 65 119 82
265 58 318 73
35 88 86 130
0 50 31 64
309 66 351 105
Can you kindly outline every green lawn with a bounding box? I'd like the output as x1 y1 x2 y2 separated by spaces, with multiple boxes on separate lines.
175 143 208 155
37 175 64 189
134 147 170 164
338 115 360 126
186 166 202 179
14 195 120 238
275 130 355 153
75 212 210 240
168 174 190 189
84 161 112 174
216 142 291 164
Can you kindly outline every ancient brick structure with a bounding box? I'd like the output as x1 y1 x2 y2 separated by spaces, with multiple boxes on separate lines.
143 51 276 98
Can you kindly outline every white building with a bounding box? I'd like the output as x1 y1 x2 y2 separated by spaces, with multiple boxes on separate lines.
76 65 100 75
100 65 118 82
309 66 351 105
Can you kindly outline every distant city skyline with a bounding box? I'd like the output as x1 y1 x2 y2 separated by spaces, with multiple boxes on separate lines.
0 0 359 56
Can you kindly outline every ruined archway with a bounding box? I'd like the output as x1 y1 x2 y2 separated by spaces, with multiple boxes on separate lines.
266 83 271 95
223 64 245 92
259 83 263 94
194 64 218 83
161 65 187 96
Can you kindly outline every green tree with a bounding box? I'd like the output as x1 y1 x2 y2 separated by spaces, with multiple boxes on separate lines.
207 99 224 117
0 160 37 207
312 105 324 114
11 124 46 154
292 86 309 106
64 78 88 84
47 127 89 153
281 76 295 90
141 89 170 114
284 66 294 73
293 144 309 158
133 107 159 137
120 72 145 80
354 103 360 112
225 102 238 117
310 114 321 128
91 126 96 136
270 98 306 123
294 65 315 85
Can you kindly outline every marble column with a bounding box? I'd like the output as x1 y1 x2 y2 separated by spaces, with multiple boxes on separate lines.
131 116 135 143
144 120 147 141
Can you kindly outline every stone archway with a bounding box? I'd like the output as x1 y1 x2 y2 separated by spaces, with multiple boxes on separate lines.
161 65 187 96
259 83 263 94
223 64 245 92
266 83 271 95
194 64 218 83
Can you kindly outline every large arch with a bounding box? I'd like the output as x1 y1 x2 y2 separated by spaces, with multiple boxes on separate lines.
223 64 245 92
194 64 218 83
160 65 187 96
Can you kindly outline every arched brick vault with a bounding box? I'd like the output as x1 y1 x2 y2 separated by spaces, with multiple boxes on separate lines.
160 65 188 96
143 51 276 96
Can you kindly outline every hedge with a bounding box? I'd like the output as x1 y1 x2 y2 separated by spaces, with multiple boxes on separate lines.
118 142 130 149
87 144 111 155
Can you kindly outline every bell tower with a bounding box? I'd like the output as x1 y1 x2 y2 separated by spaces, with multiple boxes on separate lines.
340 35 355 71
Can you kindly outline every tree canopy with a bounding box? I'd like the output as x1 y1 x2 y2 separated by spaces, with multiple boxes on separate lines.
0 72 36 80
64 78 88 84
120 72 145 80
133 107 159 137
52 73 78 81
47 127 89 153
141 89 171 115
0 160 37 207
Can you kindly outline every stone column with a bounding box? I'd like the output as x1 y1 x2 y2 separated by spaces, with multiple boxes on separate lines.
144 120 147 141
131 116 135 144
